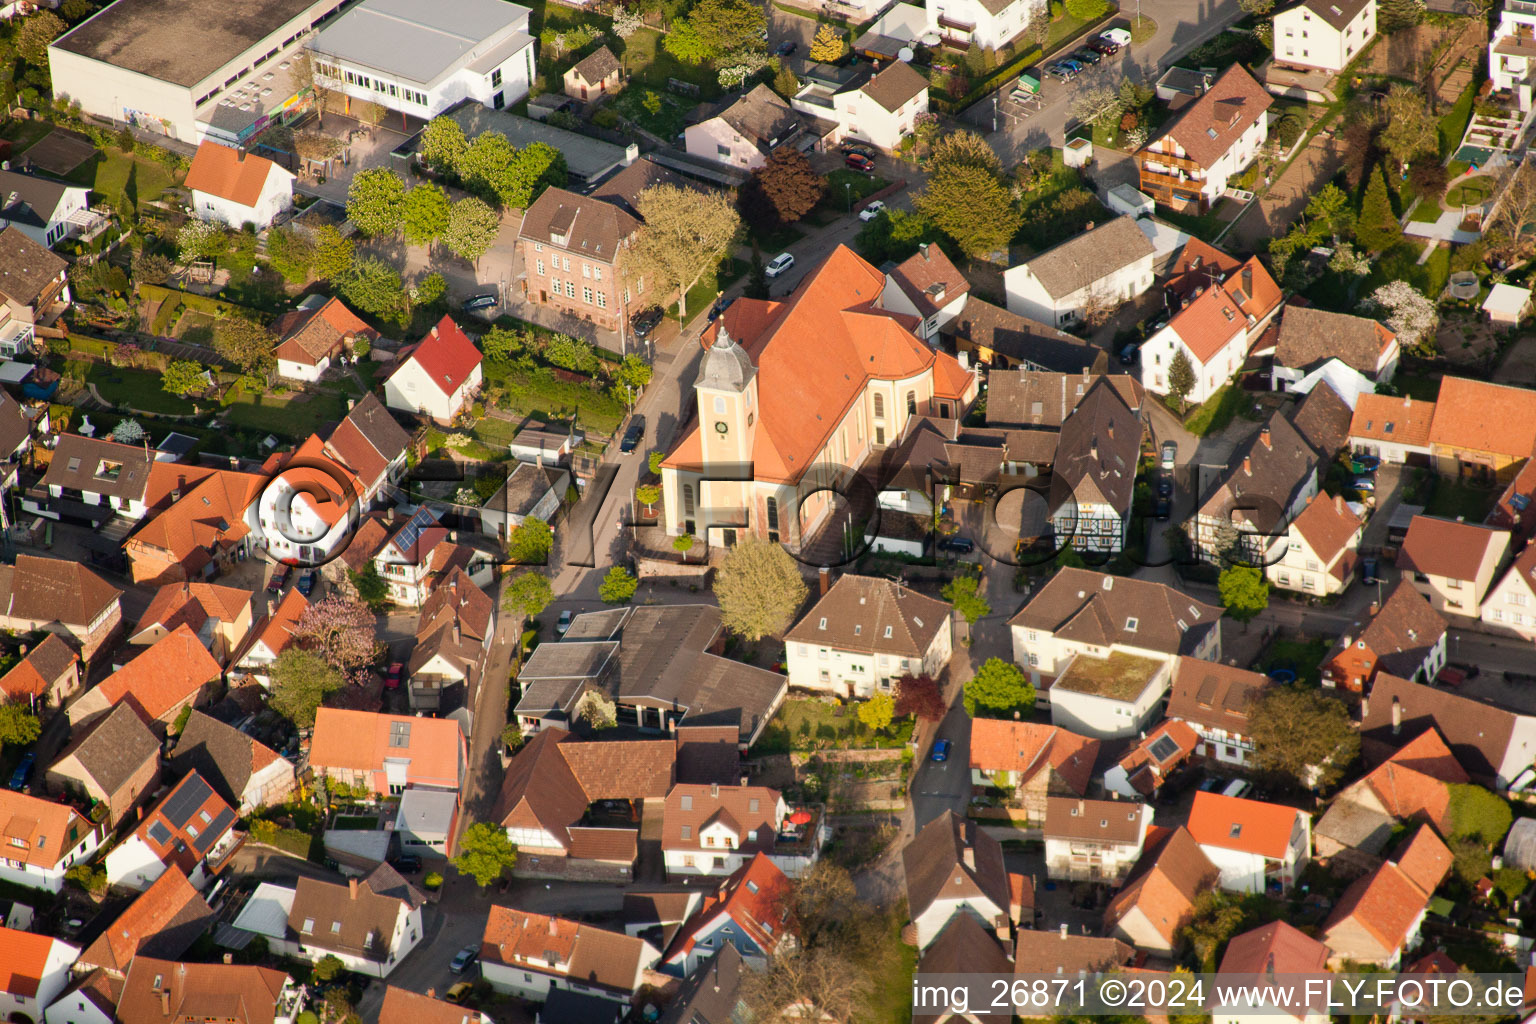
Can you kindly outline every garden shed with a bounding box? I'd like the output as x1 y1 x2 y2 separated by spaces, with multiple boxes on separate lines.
1503 817 1536 871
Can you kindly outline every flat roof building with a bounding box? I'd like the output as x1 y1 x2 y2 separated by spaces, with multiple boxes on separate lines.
309 0 535 123
49 0 343 144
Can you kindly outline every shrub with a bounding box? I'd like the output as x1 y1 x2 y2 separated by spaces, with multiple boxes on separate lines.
424 871 444 889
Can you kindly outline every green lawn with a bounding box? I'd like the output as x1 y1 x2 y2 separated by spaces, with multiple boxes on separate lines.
1183 384 1245 437
332 815 379 830
1409 198 1445 223
1445 176 1493 208
667 257 746 324
66 149 176 205
1255 637 1331 687
610 86 695 141
87 364 197 416
1155 202 1230 243
224 388 349 438
1363 241 1449 299
616 26 721 99
858 915 918 1024
749 697 915 756
1425 478 1500 522
0 120 54 155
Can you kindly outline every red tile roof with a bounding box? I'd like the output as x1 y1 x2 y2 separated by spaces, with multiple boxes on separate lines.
1103 826 1216 946
310 708 464 785
1324 827 1450 956
1149 64 1273 169
1167 280 1248 364
1187 791 1304 860
78 865 212 974
0 925 54 997
396 316 482 398
100 624 222 721
0 632 77 699
1218 920 1328 974
0 789 94 870
242 587 308 662
1361 728 1467 830
129 466 263 572
968 719 1099 795
273 297 377 367
184 142 287 207
1397 515 1509 582
1290 493 1362 566
1350 394 1437 446
136 582 251 638
1427 376 1536 458
132 770 235 874
666 852 793 962
261 434 364 529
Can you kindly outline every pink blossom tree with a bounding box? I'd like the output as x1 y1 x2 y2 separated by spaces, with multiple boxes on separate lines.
292 594 380 682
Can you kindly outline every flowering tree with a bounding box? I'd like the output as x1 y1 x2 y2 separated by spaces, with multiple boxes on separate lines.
292 595 380 681
718 50 771 90
176 219 225 263
1328 243 1372 277
1364 281 1439 355
109 418 146 444
611 5 643 36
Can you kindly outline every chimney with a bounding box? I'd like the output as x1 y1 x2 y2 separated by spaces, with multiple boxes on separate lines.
1369 601 1379 616
963 846 975 870
1360 695 1369 718
16 644 24 657
426 989 435 999
228 455 238 470
172 487 181 501
919 242 930 262
1335 494 1344 515
1341 634 1352 648
1059 923 1069 939
347 399 355 411
349 876 359 900
236 146 246 162
549 918 558 936
818 566 831 596
388 506 396 522
1084 221 1095 232
1241 265 1253 296
1243 457 1252 476
223 953 233 964
1391 697 1402 735
1090 441 1099 460
710 782 720 798
1260 428 1272 450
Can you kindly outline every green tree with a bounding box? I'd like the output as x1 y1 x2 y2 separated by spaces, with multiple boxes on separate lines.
1447 784 1513 845
265 227 313 283
418 116 469 173
713 536 808 640
929 130 1003 177
16 12 65 65
635 483 661 514
1179 890 1249 969
963 658 1035 718
744 242 770 300
1356 163 1402 253
269 648 344 728
599 566 639 604
1218 566 1269 621
809 22 847 61
913 163 1021 259
177 219 227 263
312 955 345 983
402 183 450 246
628 184 741 317
0 703 40 749
686 0 766 59
1305 182 1354 241
855 207 943 265
347 562 389 611
613 355 653 399
455 131 517 204
452 821 518 886
502 143 568 208
345 167 407 237
500 722 525 752
1381 84 1439 169
442 196 500 268
311 225 355 281
339 257 408 324
1249 686 1359 790
508 516 554 563
214 317 276 377
857 693 895 733
941 573 991 624
162 360 206 397
663 18 711 63
772 62 800 99
502 571 554 618
1166 349 1196 414
172 705 193 735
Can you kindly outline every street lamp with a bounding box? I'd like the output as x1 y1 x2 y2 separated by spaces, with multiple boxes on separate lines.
845 181 852 212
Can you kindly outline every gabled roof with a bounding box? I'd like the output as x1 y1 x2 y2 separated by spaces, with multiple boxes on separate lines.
117 957 290 1024
1351 393 1436 446
0 789 92 870
986 370 1142 428
170 710 291 810
1289 493 1362 567
393 316 482 398
916 916 1013 1024
0 553 121 630
0 632 77 699
569 44 620 85
1284 0 1371 31
518 184 640 262
665 852 793 963
1359 728 1467 831
1288 380 1354 460
134 582 251 644
40 435 154 502
0 225 66 305
1044 797 1147 844
1113 719 1200 795
50 701 159 798
1013 929 1132 974
100 624 223 721
482 906 654 996
945 298 1106 373
1324 826 1450 955
1218 920 1328 974
1275 306 1396 375
902 809 1010 920
1198 411 1319 535
1360 673 1529 785
185 141 290 207
702 84 801 153
659 944 749 1024
289 863 423 960
259 433 364 529
238 587 309 665
1187 791 1304 859
132 770 236 874
78 866 213 975
1008 568 1222 656
856 59 928 112
0 925 64 997
1017 216 1154 300
1104 826 1217 946
1166 657 1272 734
967 719 1098 795
272 296 377 367
1428 376 1536 459
494 728 674 847
1397 515 1510 582
1165 278 1248 364
324 393 411 487
1326 580 1447 680
380 985 495 1024
0 168 83 231
663 784 784 855
889 243 969 318
784 574 948 659
311 708 464 782
1048 375 1141 515
1147 64 1272 168
128 465 263 573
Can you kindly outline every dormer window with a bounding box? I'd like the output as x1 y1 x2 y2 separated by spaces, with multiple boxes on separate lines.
550 231 567 246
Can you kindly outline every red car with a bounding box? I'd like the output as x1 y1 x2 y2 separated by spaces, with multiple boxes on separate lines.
845 153 875 172
384 663 403 689
266 565 291 593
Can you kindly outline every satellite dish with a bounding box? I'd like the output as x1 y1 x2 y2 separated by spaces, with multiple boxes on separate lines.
898 46 914 62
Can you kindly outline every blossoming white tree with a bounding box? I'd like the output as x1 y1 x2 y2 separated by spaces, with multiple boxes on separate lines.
1364 280 1438 354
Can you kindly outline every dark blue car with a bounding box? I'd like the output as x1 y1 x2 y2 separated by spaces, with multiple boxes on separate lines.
7 752 34 791
930 739 951 762
297 570 317 597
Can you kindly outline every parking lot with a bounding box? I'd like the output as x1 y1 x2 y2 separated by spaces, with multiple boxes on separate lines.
991 33 1130 130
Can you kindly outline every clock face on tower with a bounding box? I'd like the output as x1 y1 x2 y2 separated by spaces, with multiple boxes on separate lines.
715 421 729 435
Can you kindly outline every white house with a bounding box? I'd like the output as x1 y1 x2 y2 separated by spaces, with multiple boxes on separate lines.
1491 0 1536 110
236 866 425 978
1004 216 1155 328
183 142 294 230
1042 797 1153 884
684 84 805 173
0 929 78 1024
482 907 660 1003
1272 0 1376 73
1348 393 1437 465
383 316 483 425
662 784 825 879
0 169 91 248
782 574 953 699
0 790 103 893
257 435 363 566
272 296 379 383
1136 65 1272 212
1047 376 1143 557
901 810 1014 950
232 589 308 688
1141 259 1282 405
1482 545 1536 640
1266 492 1364 597
309 0 536 118
790 60 928 153
1187 791 1311 895
878 242 970 343
852 0 1036 54
1165 657 1274 768
104 771 240 892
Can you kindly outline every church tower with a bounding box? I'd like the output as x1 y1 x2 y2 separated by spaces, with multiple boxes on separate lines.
691 323 759 542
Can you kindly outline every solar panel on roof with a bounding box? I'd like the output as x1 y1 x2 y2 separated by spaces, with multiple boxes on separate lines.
194 808 235 853
1148 734 1180 763
161 774 214 828
147 822 173 846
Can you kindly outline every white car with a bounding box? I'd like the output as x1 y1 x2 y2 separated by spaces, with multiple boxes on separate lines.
765 252 796 278
1100 27 1131 45
858 200 887 221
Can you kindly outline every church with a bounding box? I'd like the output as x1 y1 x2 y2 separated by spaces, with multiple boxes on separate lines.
660 245 978 552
